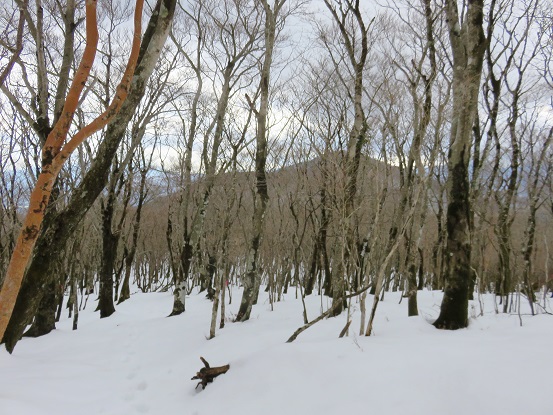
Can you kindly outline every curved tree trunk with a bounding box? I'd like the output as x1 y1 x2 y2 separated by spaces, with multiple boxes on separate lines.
0 0 105 344
1 0 176 352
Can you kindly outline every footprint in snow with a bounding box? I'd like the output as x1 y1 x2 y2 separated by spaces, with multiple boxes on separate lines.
136 381 148 391
134 403 150 413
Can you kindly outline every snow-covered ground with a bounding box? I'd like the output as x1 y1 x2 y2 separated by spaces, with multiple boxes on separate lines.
1 287 551 415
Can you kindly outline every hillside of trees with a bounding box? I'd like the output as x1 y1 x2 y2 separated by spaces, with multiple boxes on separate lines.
0 0 552 352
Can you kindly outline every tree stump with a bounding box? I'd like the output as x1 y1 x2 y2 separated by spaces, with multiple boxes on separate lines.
191 357 230 389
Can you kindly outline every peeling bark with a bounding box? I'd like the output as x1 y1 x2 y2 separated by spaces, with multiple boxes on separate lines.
1 0 176 352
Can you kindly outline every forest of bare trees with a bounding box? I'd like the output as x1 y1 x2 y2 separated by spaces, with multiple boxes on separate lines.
0 0 551 352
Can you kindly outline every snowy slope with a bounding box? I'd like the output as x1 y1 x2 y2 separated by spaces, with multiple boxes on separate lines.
1 288 551 415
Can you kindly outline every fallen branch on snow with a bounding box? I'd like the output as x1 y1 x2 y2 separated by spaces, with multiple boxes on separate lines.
191 357 230 389
286 283 373 343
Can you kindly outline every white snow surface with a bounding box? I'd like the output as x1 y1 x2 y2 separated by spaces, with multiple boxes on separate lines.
1 288 551 415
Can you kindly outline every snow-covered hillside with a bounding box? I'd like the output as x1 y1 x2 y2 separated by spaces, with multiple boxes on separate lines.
1 288 551 415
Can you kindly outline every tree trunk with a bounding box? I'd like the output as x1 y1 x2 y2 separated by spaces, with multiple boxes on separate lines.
0 0 105 346
433 0 487 330
407 263 418 317
522 129 551 314
1 0 177 352
23 280 57 337
118 166 147 304
324 0 369 316
98 195 117 318
236 0 283 321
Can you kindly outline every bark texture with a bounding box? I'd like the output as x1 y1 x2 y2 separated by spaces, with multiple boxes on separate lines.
433 0 487 330
0 0 105 344
1 0 176 352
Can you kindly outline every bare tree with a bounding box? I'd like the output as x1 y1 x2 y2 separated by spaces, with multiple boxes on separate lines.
0 0 28 86
433 0 489 330
1 0 177 352
0 0 145 343
236 0 289 321
118 137 156 304
319 0 370 316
